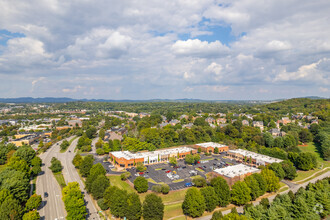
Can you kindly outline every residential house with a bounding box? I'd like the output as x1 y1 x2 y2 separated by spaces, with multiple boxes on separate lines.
242 120 249 126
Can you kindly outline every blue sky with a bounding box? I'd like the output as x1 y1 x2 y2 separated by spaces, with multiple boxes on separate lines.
0 0 329 100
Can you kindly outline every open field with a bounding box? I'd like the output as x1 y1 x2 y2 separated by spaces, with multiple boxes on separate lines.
294 142 330 183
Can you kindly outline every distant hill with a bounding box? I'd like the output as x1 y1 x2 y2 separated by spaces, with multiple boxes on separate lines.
0 96 327 104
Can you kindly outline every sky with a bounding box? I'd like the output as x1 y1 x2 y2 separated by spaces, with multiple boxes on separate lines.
0 0 329 100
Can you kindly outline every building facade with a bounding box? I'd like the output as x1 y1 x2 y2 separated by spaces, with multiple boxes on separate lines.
109 147 197 168
211 164 260 187
227 149 283 167
194 142 229 153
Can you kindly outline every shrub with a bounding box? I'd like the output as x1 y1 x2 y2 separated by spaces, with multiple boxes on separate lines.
120 172 131 180
161 184 170 194
192 176 207 187
97 198 109 210
151 185 162 193
134 177 149 193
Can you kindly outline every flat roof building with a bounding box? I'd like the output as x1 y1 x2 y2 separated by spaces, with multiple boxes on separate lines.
110 147 197 169
212 164 260 186
194 142 229 153
227 149 283 166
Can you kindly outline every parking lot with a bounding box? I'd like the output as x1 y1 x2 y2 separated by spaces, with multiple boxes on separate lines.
126 153 237 190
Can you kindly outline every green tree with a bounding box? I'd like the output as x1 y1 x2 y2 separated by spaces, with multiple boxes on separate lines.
14 145 36 165
281 160 297 180
185 154 194 164
99 128 105 140
104 186 128 218
211 177 230 207
79 155 94 177
72 154 83 168
126 193 142 220
244 175 260 200
231 181 251 205
86 163 107 192
299 129 313 143
268 162 285 180
192 176 207 187
136 162 146 172
91 175 110 199
211 211 223 220
296 152 317 171
22 210 40 220
0 189 23 220
134 177 149 193
25 194 42 211
261 169 280 192
60 140 70 151
142 193 164 220
182 187 206 217
161 184 170 194
169 157 177 166
214 147 219 154
49 157 62 173
62 182 87 220
201 186 217 212
0 168 30 202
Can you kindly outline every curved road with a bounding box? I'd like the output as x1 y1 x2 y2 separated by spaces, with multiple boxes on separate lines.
37 139 67 220
59 138 100 220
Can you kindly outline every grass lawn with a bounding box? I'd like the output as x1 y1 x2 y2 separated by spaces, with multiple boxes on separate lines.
294 142 330 182
32 176 37 194
195 168 204 172
164 203 184 220
54 172 67 188
147 178 164 185
172 179 184 183
108 175 135 194
298 142 324 163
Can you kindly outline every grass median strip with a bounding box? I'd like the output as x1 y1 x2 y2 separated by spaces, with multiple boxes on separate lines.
54 172 66 188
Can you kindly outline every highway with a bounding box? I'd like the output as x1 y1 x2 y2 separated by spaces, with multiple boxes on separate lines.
59 138 101 220
37 139 67 220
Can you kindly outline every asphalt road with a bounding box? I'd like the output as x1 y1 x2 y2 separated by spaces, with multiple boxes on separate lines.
197 171 330 220
59 138 101 220
37 139 67 220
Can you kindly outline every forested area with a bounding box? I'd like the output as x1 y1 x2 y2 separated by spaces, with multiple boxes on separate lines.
0 144 42 219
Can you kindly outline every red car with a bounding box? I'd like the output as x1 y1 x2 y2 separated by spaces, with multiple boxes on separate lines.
197 161 200 164
139 172 144 175
165 170 171 173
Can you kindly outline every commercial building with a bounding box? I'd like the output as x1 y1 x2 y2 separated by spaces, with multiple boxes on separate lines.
194 142 229 153
212 164 260 186
227 149 283 166
109 147 197 168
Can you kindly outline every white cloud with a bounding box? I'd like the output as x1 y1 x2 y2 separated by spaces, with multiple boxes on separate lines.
0 0 329 99
172 39 229 57
274 58 330 84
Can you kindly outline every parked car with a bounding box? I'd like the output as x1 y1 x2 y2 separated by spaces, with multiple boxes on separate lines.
198 167 204 170
165 170 171 173
162 168 166 170
134 173 140 177
44 192 48 198
197 161 200 164
139 172 144 175
182 166 186 169
185 182 192 187
144 174 149 178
